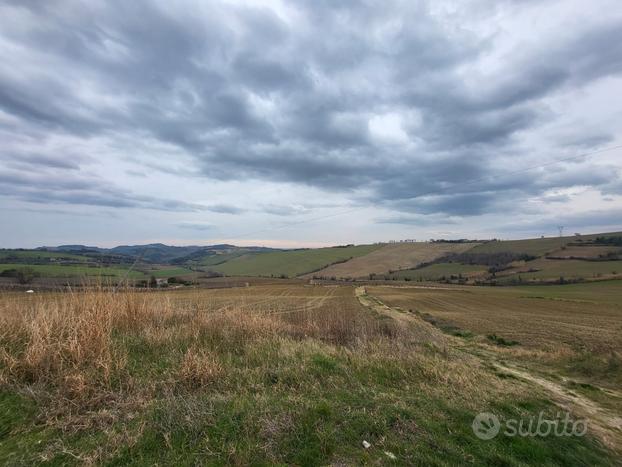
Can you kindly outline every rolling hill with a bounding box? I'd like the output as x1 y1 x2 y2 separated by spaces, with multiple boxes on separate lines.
302 242 480 279
206 244 383 277
2 232 621 285
468 231 622 256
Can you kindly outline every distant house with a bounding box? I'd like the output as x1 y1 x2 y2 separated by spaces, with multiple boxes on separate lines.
155 278 168 286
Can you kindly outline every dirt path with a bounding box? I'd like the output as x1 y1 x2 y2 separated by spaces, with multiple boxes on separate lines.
355 286 622 453
493 362 622 451
355 286 414 325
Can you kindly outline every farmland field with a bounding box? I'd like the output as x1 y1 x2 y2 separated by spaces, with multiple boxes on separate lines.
138 266 197 278
470 232 622 256
195 251 247 266
0 283 617 464
469 237 572 256
0 263 145 278
302 242 479 279
209 244 383 277
497 258 622 283
546 245 622 259
0 250 89 262
387 262 486 281
367 282 622 387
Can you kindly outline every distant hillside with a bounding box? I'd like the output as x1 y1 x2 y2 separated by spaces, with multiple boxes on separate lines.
37 243 276 264
382 232 622 285
468 231 622 256
207 244 383 278
39 245 103 253
108 244 215 263
5 231 620 285
302 242 479 279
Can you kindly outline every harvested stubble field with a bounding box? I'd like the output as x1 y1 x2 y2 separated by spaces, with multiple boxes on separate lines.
0 284 617 465
367 282 622 388
303 242 479 279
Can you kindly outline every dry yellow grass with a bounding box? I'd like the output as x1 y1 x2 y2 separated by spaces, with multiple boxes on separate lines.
0 284 507 425
366 285 622 354
303 242 479 279
0 285 390 402
177 347 223 388
0 284 616 464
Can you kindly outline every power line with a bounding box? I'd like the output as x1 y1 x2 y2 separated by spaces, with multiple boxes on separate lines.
227 143 622 241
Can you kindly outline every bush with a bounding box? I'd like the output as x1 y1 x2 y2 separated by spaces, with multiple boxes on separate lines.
487 334 519 346
16 267 39 284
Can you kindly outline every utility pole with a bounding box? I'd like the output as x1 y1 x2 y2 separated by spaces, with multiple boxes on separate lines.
557 226 564 249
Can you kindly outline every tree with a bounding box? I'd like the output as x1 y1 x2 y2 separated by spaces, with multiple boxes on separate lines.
149 275 158 288
16 267 37 284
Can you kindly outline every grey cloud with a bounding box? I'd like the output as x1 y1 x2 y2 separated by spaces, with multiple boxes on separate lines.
376 214 459 226
125 169 147 178
388 192 501 216
261 204 311 216
560 133 614 149
178 222 216 231
206 204 246 215
0 169 208 212
539 193 572 203
0 0 621 223
502 208 622 234
3 153 81 170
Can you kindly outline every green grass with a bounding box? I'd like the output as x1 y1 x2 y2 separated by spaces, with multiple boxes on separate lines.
196 251 248 266
471 237 574 256
471 232 622 257
209 244 383 277
499 259 622 283
140 267 196 278
0 286 617 465
512 280 622 304
110 391 610 466
0 249 89 262
0 342 613 466
0 263 145 278
389 262 485 280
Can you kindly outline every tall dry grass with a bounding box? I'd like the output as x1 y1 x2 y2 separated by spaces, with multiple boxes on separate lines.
0 284 535 461
0 290 156 397
0 286 405 403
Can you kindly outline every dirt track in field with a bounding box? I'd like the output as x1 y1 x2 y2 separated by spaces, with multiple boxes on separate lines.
356 286 622 454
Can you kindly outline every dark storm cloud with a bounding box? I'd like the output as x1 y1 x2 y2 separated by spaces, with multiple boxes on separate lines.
0 0 621 219
0 169 208 212
386 192 501 217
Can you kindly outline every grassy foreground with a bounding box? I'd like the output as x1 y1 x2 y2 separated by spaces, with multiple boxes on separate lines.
0 286 615 465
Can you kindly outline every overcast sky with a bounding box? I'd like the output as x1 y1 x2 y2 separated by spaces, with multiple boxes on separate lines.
1 0 621 248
